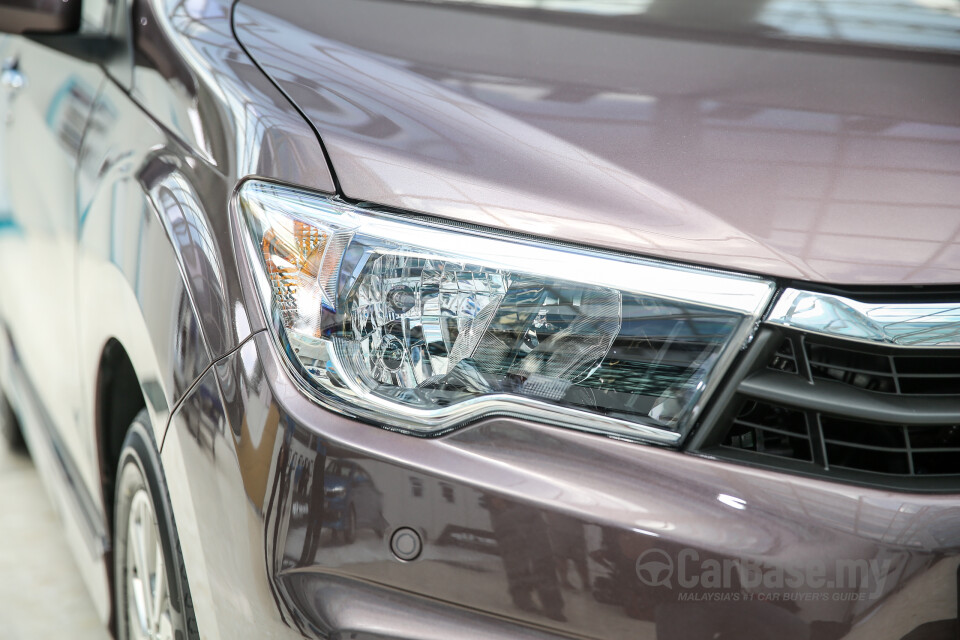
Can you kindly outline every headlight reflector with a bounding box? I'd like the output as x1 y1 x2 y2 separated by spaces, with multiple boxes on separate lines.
238 181 774 444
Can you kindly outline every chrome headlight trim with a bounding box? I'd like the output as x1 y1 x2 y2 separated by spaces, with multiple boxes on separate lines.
235 180 777 445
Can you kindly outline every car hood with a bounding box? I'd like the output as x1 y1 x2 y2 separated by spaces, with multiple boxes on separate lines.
234 0 960 285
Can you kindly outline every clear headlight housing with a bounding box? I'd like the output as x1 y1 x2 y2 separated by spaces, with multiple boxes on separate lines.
237 181 774 444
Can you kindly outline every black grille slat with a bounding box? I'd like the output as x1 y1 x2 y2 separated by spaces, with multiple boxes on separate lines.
825 441 911 475
820 415 906 449
809 363 896 377
723 396 959 479
768 337 799 374
804 340 960 396
734 421 810 440
821 440 909 453
896 372 960 379
722 403 813 462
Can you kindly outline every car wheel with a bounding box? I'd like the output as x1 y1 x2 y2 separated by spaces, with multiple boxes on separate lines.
0 388 25 451
343 504 357 544
114 411 198 640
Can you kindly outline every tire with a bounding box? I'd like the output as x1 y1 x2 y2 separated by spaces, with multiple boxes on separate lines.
343 504 357 545
0 388 25 452
113 411 199 640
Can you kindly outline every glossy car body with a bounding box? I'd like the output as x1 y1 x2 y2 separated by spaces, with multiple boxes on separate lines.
0 1 958 639
322 459 386 541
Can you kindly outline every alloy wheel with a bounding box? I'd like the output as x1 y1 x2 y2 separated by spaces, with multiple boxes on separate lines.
125 489 173 640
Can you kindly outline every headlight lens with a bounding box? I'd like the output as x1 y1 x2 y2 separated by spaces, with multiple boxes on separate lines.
238 181 774 444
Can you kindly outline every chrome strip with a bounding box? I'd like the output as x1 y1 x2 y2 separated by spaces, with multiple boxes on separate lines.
767 288 960 348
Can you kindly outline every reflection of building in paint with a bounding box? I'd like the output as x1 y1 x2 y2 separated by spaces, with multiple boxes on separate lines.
405 71 960 282
45 76 97 156
396 0 960 53
321 459 384 543
248 0 960 283
366 461 495 542
234 405 281 512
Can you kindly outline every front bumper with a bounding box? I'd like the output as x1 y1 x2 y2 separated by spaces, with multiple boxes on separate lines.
160 330 960 640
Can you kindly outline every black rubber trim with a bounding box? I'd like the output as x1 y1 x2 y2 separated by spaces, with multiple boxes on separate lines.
778 281 960 304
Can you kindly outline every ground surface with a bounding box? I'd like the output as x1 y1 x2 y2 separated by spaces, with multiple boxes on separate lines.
0 439 111 640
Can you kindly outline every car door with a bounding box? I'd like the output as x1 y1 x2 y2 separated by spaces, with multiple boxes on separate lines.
0 36 17 240
0 33 103 513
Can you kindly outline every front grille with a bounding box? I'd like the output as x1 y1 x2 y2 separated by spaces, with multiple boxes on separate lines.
696 326 960 492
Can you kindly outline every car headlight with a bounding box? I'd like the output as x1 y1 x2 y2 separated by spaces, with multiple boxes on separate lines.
237 181 774 444
325 486 346 498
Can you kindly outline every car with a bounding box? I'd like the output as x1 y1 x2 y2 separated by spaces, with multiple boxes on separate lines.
0 0 958 639
321 459 386 544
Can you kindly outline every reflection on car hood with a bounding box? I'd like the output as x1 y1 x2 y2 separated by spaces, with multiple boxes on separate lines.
234 0 960 285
